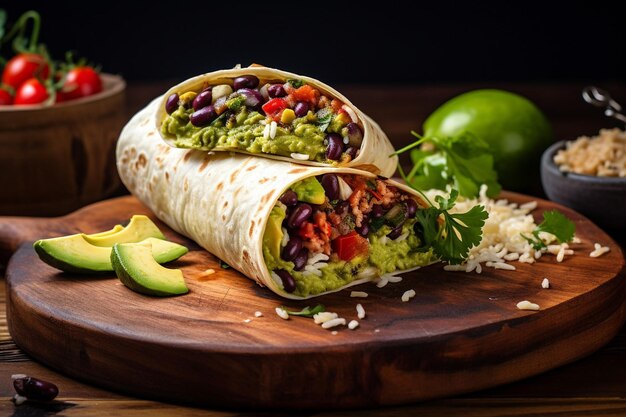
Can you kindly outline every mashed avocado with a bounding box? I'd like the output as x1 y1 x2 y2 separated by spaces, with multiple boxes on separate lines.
162 105 329 162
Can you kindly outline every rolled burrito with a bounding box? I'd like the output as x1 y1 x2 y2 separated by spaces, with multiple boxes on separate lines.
156 66 398 177
118 100 434 300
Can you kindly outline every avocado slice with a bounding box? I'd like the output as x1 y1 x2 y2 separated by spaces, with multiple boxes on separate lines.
264 205 286 261
83 215 165 247
34 236 188 274
88 224 125 237
291 177 325 205
111 242 189 296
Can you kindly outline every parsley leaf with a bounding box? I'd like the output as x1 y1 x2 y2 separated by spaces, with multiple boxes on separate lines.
287 79 304 88
281 304 326 317
413 189 488 264
394 131 500 198
522 210 575 250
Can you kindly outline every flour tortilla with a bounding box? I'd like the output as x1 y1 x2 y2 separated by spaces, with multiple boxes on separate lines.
155 66 398 177
119 99 428 299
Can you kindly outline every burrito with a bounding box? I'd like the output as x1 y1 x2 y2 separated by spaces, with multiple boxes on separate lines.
156 66 397 177
119 100 434 300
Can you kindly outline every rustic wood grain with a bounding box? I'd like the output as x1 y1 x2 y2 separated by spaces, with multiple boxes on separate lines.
2 193 625 409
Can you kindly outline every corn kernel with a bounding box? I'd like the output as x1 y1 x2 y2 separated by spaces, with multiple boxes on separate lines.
179 91 197 105
335 112 351 125
281 108 296 124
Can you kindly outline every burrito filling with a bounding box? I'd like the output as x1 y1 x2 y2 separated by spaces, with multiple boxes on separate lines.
263 175 434 297
161 75 363 164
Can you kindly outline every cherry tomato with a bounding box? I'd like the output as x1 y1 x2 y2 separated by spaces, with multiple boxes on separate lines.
332 231 369 261
1 53 50 90
59 67 103 101
0 87 13 105
14 78 49 105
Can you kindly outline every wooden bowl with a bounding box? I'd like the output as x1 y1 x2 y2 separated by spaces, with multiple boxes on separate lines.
0 74 126 216
541 140 626 235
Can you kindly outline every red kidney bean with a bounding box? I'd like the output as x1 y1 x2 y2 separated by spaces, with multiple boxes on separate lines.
345 146 358 160
233 75 259 90
335 200 350 215
405 198 418 218
268 84 286 98
287 203 312 229
292 248 308 271
13 376 59 402
321 174 339 200
294 101 309 117
279 190 298 206
165 93 179 114
281 236 303 261
345 122 363 146
386 225 404 240
276 269 296 293
192 88 212 111
237 88 263 110
190 105 217 127
371 204 385 218
325 133 344 161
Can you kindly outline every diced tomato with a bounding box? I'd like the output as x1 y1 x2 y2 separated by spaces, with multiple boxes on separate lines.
298 222 316 240
292 85 319 104
332 231 369 261
330 99 344 112
261 97 287 121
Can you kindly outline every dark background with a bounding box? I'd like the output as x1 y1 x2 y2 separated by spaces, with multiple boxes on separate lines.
2 2 625 85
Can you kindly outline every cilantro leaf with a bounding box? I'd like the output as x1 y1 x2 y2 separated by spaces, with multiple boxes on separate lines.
281 304 326 317
219 260 230 269
399 131 500 198
287 79 304 88
522 210 575 250
414 189 488 264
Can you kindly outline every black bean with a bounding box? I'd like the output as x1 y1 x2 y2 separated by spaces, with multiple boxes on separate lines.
13 376 59 402
355 220 370 236
387 225 403 240
192 88 212 111
294 101 309 117
325 133 345 161
165 93 179 114
292 248 308 271
406 198 418 218
233 75 259 90
268 84 287 98
287 203 312 229
281 236 303 262
371 204 385 218
345 146 358 160
190 105 217 127
335 200 350 215
321 174 339 201
279 190 298 206
276 269 296 293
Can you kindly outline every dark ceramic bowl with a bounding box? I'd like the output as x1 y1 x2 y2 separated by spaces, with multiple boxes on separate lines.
541 140 626 235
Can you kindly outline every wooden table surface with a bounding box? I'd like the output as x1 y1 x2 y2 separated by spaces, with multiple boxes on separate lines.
2 81 626 416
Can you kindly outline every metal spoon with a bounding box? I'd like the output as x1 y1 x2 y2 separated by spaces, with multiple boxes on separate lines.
582 86 626 124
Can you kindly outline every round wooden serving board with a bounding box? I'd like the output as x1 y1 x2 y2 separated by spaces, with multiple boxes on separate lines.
2 193 625 409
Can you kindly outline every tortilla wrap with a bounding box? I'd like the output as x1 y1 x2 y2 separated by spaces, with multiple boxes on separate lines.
118 99 431 300
155 66 398 177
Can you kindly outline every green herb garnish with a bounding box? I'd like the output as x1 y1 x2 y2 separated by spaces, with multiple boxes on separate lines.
287 79 304 88
522 210 575 250
280 304 326 318
411 189 488 264
219 260 230 269
392 131 500 198
317 110 332 132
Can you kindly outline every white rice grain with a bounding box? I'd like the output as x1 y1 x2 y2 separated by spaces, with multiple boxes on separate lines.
375 276 389 288
387 275 403 283
356 303 365 319
314 312 338 324
516 300 540 311
504 253 519 261
263 123 270 139
542 278 550 289
401 289 416 302
519 201 538 211
350 291 369 298
254 311 263 317
556 247 565 262
275 307 289 320
243 319 252 323
269 121 277 139
307 253 329 265
486 261 516 271
590 243 610 257
280 227 290 248
321 318 346 329
348 320 359 330
290 153 309 161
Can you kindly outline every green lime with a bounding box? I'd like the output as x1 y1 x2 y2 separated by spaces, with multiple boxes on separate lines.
423 89 553 192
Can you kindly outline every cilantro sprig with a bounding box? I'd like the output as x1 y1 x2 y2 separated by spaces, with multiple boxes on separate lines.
409 189 488 264
522 210 575 250
280 304 326 318
392 131 501 199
